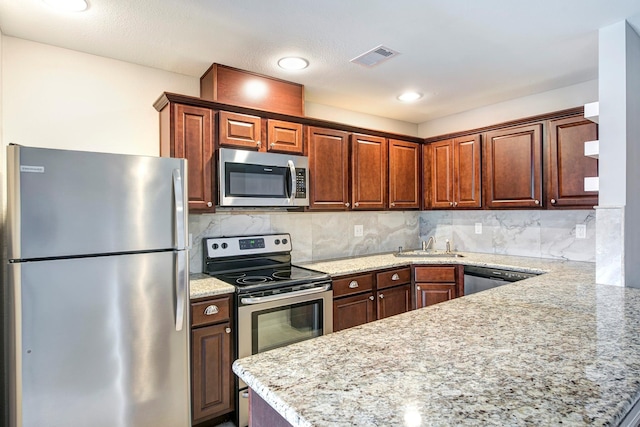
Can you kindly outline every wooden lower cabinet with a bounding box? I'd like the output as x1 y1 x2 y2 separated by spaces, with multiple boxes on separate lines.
333 292 375 331
333 267 411 332
377 283 412 319
414 265 464 309
191 296 234 424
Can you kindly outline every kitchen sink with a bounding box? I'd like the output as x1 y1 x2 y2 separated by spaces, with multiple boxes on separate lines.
394 250 464 258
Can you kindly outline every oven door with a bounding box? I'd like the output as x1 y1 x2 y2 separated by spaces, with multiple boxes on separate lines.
236 285 332 427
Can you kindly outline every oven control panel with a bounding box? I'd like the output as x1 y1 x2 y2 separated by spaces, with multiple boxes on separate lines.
204 234 292 258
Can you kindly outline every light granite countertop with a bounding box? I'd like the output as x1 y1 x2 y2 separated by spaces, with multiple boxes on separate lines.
233 251 640 426
189 273 235 299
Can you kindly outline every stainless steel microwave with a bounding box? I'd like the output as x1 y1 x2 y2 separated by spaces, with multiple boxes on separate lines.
218 148 309 207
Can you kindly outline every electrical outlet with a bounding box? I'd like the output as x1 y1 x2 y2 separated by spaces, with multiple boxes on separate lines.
354 224 363 237
576 224 586 239
475 223 482 234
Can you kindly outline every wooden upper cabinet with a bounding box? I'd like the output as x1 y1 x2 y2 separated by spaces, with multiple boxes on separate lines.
547 115 598 208
483 124 543 208
160 103 215 212
351 133 387 210
455 135 482 208
218 111 262 150
307 127 350 210
426 140 454 208
266 119 304 154
388 140 421 209
425 135 481 209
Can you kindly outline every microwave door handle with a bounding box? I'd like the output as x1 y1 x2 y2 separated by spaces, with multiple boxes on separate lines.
286 160 296 204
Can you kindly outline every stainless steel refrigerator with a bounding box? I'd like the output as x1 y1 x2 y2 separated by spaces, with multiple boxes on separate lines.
5 145 190 427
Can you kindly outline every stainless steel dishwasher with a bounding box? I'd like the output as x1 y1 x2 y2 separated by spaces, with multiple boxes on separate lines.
463 265 539 295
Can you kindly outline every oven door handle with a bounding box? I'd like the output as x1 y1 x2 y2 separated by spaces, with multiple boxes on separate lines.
240 284 331 305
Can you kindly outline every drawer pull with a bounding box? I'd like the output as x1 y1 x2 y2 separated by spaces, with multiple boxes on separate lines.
369 296 374 300
204 305 219 316
225 327 231 334
379 294 384 299
391 273 400 281
349 281 359 288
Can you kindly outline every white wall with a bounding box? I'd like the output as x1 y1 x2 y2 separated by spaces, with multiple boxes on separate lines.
305 101 418 136
2 37 199 155
418 80 598 137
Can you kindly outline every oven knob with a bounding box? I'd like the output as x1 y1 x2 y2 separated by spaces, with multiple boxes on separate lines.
274 239 280 245
212 243 219 250
282 238 288 244
221 243 228 249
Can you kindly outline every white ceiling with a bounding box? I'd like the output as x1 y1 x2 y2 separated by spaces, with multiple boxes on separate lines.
2 0 640 124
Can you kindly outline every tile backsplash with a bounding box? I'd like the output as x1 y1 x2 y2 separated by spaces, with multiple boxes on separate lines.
189 209 595 273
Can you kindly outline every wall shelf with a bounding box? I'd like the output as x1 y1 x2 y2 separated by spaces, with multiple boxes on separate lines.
584 101 599 123
584 177 599 192
584 140 599 159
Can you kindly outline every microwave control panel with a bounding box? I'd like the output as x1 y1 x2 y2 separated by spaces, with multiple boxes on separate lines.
295 168 307 199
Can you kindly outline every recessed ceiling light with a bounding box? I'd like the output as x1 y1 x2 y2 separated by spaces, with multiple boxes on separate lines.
43 0 88 12
278 57 309 70
397 92 423 102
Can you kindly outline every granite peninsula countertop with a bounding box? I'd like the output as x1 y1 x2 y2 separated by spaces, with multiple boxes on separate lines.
233 252 640 426
189 273 235 299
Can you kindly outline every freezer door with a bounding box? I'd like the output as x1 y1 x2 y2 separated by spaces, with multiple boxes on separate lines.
7 145 188 260
9 251 190 427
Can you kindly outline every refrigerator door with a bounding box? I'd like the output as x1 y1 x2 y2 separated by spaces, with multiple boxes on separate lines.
9 251 190 427
7 146 188 260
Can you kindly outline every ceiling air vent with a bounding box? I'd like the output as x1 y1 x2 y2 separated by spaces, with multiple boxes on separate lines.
350 45 400 68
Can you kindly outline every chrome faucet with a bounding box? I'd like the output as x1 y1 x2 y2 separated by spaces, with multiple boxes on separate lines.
423 236 436 252
445 239 451 254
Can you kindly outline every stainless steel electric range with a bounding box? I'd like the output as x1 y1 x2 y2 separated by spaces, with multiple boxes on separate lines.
203 233 333 427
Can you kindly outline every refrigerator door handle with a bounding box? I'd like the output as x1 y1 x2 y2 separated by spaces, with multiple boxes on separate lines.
172 168 186 250
175 250 187 331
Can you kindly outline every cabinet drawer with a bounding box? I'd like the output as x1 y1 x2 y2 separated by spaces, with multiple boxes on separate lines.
376 267 411 289
333 273 374 297
191 296 231 327
414 266 456 283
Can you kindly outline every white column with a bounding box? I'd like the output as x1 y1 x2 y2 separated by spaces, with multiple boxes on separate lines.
596 20 640 287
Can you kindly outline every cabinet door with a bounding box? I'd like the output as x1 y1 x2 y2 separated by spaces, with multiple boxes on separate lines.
454 135 482 208
267 119 304 154
415 283 457 308
166 104 215 212
547 116 598 208
351 133 387 210
427 139 455 209
333 293 375 332
218 111 262 150
377 284 412 320
388 139 420 209
307 127 350 210
484 124 543 208
192 323 233 423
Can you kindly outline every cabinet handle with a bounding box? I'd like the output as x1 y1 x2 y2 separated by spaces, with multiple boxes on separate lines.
391 202 396 207
204 305 219 315
417 285 421 290
391 273 400 281
241 391 249 399
270 143 276 148
206 201 213 207
345 202 350 207
349 281 359 288
449 202 454 207
354 202 360 207
369 296 374 300
256 141 261 148
551 199 557 204
534 199 540 205
225 327 231 334
379 294 384 299
453 202 458 207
